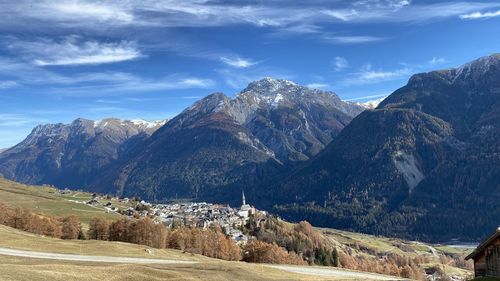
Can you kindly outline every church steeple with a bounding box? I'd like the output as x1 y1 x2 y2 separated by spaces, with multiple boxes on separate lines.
242 190 246 206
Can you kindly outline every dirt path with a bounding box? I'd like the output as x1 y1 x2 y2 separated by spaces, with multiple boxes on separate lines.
0 247 197 264
267 265 406 280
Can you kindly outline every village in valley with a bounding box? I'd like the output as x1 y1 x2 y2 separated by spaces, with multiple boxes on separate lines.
71 188 264 244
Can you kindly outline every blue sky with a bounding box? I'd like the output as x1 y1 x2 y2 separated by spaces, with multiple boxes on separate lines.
1 0 500 148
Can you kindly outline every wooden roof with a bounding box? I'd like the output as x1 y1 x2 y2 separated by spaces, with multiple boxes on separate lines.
466 227 500 260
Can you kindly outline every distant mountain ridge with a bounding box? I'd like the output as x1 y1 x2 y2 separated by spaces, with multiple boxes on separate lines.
0 118 166 188
274 54 500 241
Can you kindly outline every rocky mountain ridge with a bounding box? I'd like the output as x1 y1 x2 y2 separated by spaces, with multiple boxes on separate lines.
273 54 500 241
0 118 166 187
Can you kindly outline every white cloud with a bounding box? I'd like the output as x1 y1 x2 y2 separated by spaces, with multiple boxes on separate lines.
428 57 446 65
345 93 389 101
8 37 143 66
220 56 258 68
460 10 500 19
323 9 359 21
324 36 385 44
353 0 411 10
1 1 134 28
341 63 411 85
50 1 134 23
306 83 330 89
334 57 349 71
274 24 323 35
358 68 410 81
2 0 499 33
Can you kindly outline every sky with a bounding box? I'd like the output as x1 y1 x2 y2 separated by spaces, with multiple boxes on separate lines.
0 0 500 148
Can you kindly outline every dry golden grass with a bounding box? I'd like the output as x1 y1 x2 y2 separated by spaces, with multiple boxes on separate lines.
0 225 200 260
0 178 120 226
0 224 406 280
0 225 345 280
0 255 332 281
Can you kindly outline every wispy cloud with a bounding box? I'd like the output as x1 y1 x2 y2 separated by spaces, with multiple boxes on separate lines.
2 1 499 33
0 113 46 127
52 75 215 95
341 63 411 86
306 83 330 89
333 57 349 71
0 57 213 95
0 81 18 89
95 99 122 104
428 57 446 66
220 56 259 68
51 1 134 23
0 1 134 29
322 9 359 21
324 36 385 44
358 67 410 82
460 9 500 19
7 36 143 66
345 93 389 101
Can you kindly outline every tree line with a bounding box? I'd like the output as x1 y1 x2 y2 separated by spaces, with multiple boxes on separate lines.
243 216 339 266
0 203 83 239
88 217 241 261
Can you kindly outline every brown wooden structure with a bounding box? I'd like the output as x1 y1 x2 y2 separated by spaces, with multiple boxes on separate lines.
466 227 500 278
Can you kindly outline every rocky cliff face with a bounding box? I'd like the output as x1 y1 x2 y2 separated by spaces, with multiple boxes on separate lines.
275 54 500 241
0 118 166 188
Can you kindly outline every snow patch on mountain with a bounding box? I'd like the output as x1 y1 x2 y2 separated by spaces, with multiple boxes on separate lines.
93 118 166 130
440 53 500 83
130 119 167 129
349 97 387 109
271 93 284 108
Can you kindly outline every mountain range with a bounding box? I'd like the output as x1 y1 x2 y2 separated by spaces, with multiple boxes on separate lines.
1 55 499 241
274 54 500 241
0 78 364 203
0 118 165 188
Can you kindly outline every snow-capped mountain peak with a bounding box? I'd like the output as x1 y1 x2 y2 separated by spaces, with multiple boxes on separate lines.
92 118 167 130
349 97 387 110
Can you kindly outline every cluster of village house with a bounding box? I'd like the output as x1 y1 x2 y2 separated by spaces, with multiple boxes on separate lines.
84 190 263 244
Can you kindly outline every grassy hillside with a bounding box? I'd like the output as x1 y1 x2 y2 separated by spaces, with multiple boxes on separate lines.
0 177 127 226
0 225 382 281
